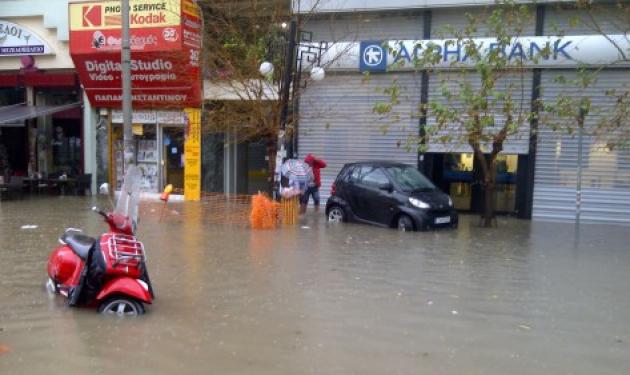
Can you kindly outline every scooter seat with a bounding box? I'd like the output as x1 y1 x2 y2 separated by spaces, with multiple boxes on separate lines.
62 233 96 261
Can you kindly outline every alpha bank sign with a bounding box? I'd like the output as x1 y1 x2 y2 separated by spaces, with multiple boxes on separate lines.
316 35 630 72
0 20 53 56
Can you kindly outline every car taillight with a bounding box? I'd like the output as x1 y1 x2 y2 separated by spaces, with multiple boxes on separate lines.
331 182 336 196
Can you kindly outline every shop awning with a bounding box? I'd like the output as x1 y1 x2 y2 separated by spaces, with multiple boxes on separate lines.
0 102 82 126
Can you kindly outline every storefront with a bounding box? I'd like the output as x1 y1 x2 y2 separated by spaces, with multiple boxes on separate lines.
106 109 188 192
297 2 630 224
0 16 86 181
68 0 202 199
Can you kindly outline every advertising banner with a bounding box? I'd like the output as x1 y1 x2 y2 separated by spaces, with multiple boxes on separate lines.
183 107 201 201
69 0 202 108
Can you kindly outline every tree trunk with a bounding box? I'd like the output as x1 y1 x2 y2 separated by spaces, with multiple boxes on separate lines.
266 139 277 195
481 158 497 228
473 148 497 228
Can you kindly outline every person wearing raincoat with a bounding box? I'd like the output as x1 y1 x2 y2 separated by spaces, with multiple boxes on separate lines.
302 153 327 212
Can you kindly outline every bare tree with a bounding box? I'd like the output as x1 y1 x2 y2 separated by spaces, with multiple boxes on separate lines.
197 0 348 191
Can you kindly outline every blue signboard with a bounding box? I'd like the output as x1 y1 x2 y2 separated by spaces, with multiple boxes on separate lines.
359 41 387 72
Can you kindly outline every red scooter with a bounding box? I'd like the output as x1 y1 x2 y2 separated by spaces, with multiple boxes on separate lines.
46 166 154 316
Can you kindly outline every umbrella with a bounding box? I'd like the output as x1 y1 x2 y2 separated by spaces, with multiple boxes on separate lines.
280 159 313 185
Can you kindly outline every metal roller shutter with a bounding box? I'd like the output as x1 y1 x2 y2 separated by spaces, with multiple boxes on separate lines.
432 7 536 37
305 13 424 42
544 4 622 35
426 71 533 154
298 73 422 200
533 70 630 224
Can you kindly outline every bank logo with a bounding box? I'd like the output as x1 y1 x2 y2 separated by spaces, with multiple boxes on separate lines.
360 41 387 72
82 5 102 27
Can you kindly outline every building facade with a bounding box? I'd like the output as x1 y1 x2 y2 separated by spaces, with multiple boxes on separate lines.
68 0 203 198
0 0 97 188
294 0 630 224
1 0 203 198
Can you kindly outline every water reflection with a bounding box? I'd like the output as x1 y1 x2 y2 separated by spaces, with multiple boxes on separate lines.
1 197 629 374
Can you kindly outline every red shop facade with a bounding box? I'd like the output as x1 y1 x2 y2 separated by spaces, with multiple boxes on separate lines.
0 19 84 181
68 0 202 194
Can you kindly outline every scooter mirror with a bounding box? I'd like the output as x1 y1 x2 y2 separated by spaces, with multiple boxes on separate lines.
99 183 110 195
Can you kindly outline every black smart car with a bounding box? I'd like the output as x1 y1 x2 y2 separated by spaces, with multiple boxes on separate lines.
325 161 458 231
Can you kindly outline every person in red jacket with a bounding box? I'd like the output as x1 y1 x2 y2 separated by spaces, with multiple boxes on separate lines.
301 153 327 213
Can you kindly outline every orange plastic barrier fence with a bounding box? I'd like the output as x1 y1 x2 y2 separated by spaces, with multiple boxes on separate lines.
250 193 279 229
152 190 301 229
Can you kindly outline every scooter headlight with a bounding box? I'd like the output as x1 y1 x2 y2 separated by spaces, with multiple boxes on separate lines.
409 197 430 209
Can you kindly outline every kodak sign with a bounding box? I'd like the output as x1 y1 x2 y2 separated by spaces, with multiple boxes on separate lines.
69 0 202 108
70 1 181 31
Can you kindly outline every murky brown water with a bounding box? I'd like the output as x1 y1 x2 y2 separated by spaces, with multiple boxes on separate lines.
1 197 629 374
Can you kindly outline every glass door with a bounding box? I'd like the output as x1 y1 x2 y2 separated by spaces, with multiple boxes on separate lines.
443 153 474 210
494 154 518 213
161 126 185 190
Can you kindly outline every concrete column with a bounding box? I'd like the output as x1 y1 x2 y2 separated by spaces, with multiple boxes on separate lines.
82 91 97 194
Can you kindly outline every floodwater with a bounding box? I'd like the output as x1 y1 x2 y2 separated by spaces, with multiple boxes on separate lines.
1 197 629 374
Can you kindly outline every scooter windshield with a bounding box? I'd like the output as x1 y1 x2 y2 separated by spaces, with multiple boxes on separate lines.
114 165 142 231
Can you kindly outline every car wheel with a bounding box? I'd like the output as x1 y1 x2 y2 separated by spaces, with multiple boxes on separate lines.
98 297 145 317
397 215 414 232
327 205 345 223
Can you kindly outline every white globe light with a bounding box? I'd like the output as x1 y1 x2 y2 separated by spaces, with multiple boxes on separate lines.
310 66 325 81
259 61 274 76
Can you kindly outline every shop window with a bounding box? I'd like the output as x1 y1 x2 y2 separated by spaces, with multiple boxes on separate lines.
442 153 518 213
51 120 81 176
112 124 158 191
494 154 518 213
444 153 474 210
0 87 25 106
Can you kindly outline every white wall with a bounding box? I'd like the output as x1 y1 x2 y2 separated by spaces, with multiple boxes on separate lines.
0 0 71 40
0 17 74 70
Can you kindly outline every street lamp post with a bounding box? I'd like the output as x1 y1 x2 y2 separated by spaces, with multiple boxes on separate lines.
259 19 328 199
122 0 134 169
278 19 298 160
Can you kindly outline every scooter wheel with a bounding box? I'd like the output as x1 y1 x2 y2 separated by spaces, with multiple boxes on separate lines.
98 297 145 316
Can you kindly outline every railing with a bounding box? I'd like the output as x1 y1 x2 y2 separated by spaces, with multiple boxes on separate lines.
107 234 145 265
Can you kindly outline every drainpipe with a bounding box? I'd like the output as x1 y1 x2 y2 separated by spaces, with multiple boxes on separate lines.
576 106 585 224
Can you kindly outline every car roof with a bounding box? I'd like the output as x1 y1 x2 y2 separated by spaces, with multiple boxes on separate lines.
343 161 414 168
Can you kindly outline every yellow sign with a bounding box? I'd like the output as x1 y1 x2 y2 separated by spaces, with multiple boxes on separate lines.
69 0 181 31
183 107 201 201
132 123 143 135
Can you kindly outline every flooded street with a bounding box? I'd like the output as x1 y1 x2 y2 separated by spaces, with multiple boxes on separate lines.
1 197 629 374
